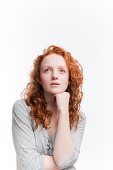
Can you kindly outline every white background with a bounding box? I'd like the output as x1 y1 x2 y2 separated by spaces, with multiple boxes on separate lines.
0 0 113 169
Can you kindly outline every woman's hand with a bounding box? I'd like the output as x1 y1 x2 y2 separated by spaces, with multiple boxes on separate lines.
52 92 70 114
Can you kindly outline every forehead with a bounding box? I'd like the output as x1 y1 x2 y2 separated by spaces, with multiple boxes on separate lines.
40 54 67 67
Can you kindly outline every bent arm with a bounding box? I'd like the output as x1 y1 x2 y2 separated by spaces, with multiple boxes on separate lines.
53 111 86 169
12 99 60 170
43 155 60 170
53 112 75 165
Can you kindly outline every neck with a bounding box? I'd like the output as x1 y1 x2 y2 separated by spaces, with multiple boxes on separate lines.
44 92 52 103
43 92 59 121
43 92 55 111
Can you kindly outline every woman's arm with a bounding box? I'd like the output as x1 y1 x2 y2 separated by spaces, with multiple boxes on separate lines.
53 111 86 169
12 99 60 170
43 155 60 170
53 111 75 166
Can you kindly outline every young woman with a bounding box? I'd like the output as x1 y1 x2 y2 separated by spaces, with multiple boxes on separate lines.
12 45 86 170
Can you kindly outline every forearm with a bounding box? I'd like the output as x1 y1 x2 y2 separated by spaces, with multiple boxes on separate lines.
53 111 75 165
43 155 60 170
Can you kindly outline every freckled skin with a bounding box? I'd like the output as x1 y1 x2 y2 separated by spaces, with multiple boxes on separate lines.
40 54 70 114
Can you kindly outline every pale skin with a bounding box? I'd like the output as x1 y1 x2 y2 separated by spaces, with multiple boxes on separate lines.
39 54 75 170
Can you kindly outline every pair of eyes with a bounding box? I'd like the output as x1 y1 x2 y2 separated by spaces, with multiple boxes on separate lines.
44 68 66 73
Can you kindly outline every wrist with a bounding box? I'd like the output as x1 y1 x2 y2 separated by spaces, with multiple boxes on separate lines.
58 110 69 116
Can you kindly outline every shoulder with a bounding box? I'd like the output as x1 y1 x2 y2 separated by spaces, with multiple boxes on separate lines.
79 111 86 120
71 110 86 131
77 110 86 128
13 98 25 106
12 99 30 110
12 99 31 119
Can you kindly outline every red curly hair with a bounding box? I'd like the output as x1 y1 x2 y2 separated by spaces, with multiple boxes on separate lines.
21 45 84 130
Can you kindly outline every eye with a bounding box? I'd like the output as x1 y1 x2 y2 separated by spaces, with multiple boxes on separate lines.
59 69 65 73
44 68 51 73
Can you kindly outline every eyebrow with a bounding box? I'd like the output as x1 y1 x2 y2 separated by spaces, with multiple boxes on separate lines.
42 66 66 68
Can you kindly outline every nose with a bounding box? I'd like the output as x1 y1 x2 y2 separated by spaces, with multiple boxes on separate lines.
52 76 58 80
51 70 58 80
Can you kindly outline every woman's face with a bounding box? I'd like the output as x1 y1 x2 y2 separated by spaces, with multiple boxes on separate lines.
40 54 69 96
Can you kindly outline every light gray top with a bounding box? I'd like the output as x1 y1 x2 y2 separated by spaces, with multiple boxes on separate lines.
12 99 86 170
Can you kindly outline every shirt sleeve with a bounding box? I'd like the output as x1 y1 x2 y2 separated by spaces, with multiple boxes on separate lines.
57 111 86 169
12 99 45 170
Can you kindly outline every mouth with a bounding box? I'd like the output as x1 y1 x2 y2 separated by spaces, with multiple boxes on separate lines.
51 84 60 86
50 83 60 85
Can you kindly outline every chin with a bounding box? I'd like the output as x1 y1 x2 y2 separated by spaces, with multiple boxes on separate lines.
52 89 66 94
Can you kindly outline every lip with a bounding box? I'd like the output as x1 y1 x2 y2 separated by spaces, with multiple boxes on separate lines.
50 83 60 85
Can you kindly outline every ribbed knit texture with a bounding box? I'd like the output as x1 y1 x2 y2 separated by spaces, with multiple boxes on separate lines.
12 99 86 170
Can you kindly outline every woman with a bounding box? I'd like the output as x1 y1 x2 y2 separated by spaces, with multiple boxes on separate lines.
12 45 86 170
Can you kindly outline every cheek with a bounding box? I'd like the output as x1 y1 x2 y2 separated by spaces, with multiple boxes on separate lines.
40 75 49 84
62 79 69 88
64 76 69 84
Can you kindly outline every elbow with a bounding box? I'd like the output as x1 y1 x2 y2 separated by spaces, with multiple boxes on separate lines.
16 154 44 170
56 150 79 169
